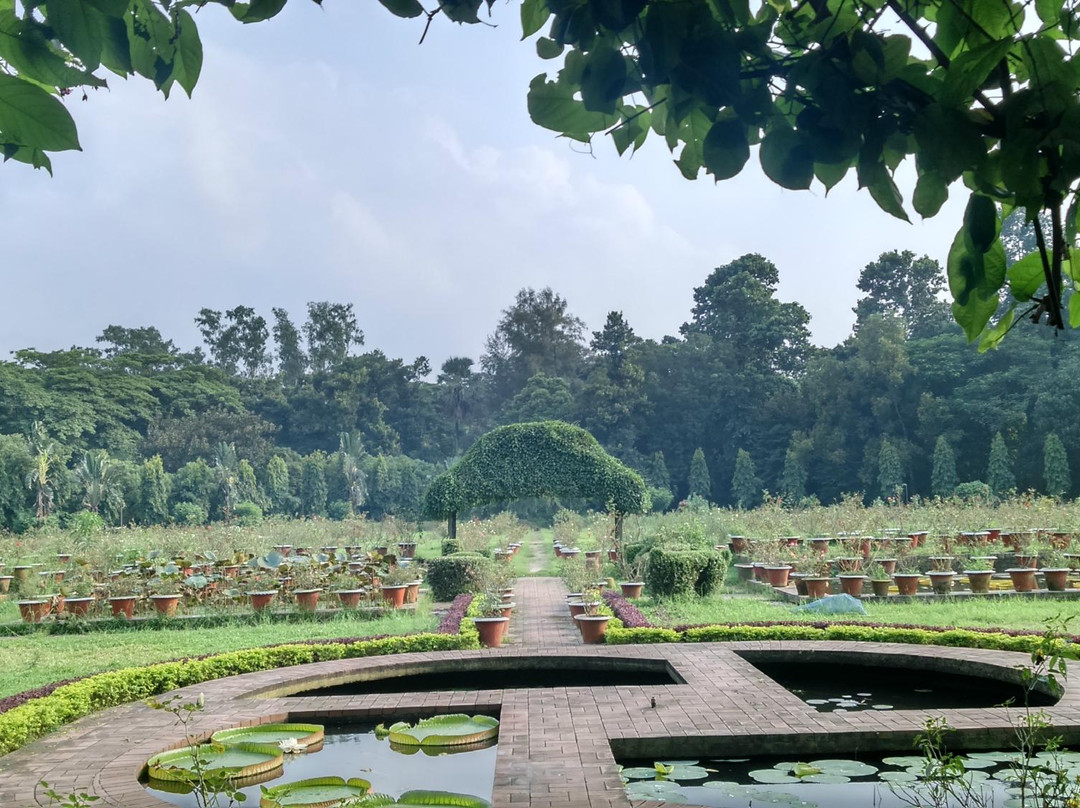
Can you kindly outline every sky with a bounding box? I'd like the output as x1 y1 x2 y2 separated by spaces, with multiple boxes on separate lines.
0 3 969 370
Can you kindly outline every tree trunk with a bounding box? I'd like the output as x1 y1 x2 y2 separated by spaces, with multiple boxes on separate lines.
448 512 457 539
614 513 624 540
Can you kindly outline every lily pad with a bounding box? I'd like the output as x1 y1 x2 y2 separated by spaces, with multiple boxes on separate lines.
657 759 699 766
749 769 799 784
700 780 748 797
808 759 878 777
386 714 499 747
878 770 919 783
751 791 818 807
348 791 492 807
620 767 661 780
800 773 850 784
624 780 686 801
213 723 324 747
147 742 284 783
665 765 709 781
259 777 372 808
957 757 998 770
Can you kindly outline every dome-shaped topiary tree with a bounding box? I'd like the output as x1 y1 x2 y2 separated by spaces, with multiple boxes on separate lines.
423 421 649 538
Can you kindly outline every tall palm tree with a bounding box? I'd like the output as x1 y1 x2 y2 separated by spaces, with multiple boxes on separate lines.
76 449 119 513
338 431 367 512
25 422 54 521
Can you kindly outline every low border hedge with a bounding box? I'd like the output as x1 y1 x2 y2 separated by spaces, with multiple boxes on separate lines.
0 612 480 758
600 590 1077 657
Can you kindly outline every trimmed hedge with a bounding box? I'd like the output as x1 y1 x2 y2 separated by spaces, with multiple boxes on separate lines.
0 625 480 758
426 554 493 602
644 546 727 598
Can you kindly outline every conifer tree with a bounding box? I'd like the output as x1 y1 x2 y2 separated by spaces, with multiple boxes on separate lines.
140 456 170 524
731 449 762 509
931 436 958 499
687 448 711 501
987 433 1015 499
877 439 903 501
301 452 328 517
779 444 807 503
1044 433 1071 499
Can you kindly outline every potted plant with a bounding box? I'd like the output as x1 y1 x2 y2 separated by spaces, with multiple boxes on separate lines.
927 554 957 593
405 569 423 604
963 559 995 594
62 574 97 616
244 571 280 612
329 572 366 609
1039 549 1071 592
107 574 142 619
289 563 323 612
379 565 413 608
892 555 923 596
617 554 646 599
16 572 51 623
472 595 510 648
1007 565 1038 592
148 576 182 617
573 593 612 644
866 562 892 597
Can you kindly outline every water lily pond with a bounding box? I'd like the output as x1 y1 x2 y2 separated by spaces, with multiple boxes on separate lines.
618 750 1080 807
143 722 497 807
747 661 1055 713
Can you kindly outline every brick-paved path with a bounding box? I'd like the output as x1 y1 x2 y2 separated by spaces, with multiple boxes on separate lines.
5 565 1080 808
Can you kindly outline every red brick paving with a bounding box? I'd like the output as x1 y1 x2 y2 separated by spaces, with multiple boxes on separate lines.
3 576 1080 808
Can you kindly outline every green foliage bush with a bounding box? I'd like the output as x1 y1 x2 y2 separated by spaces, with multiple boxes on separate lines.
644 546 728 598
232 501 262 526
425 554 493 602
955 481 991 501
604 626 681 644
423 422 649 518
0 631 480 758
327 499 352 521
441 538 462 556
172 501 207 526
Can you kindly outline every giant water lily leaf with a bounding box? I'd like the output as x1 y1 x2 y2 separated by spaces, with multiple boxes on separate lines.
213 723 324 747
882 756 927 768
620 767 662 779
749 769 800 784
879 770 919 783
147 742 283 783
665 765 709 780
657 759 699 766
956 757 997 769
700 781 748 798
801 773 850 784
386 714 499 747
624 780 686 801
259 776 372 807
808 759 878 777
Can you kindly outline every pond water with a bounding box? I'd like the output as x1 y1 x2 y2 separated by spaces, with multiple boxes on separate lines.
289 661 680 695
143 723 497 807
618 749 1080 807
747 661 1055 712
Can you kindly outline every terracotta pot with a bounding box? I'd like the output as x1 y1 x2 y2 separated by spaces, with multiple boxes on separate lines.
804 577 830 599
397 542 416 559
12 566 31 582
149 594 180 617
928 571 955 594
870 579 891 597
561 549 580 560
752 563 767 581
500 602 515 619
474 617 509 648
1015 553 1039 569
568 601 597 618
18 600 50 623
791 573 808 596
764 566 792 588
729 536 749 553
574 615 611 644
273 545 293 557
66 597 95 617
1041 568 1070 592
893 574 921 596
838 575 866 597
608 549 619 562
0 576 12 593
380 585 407 608
249 591 277 612
406 581 422 604
878 559 898 575
964 570 994 594
373 546 389 557
336 589 365 609
620 582 644 599
294 589 321 612
108 596 137 619
734 563 755 581
1007 568 1037 592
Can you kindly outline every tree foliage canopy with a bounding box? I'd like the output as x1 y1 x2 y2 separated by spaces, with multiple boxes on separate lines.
422 420 649 518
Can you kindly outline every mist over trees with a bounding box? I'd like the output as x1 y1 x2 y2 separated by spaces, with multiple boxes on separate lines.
0 249 1077 531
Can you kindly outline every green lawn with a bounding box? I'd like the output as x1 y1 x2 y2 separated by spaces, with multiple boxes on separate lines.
0 607 436 699
638 591 1079 634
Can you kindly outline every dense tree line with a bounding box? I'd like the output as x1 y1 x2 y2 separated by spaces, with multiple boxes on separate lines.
0 248 1076 531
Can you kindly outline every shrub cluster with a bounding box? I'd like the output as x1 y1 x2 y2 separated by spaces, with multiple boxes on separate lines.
425 554 493 602
644 546 727 598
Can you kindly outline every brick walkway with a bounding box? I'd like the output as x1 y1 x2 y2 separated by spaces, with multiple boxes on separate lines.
4 572 1080 808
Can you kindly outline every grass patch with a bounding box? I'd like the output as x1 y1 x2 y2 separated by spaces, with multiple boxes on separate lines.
0 606 436 699
639 592 1079 633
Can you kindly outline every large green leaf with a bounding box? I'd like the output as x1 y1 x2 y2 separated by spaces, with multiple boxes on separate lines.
230 0 287 23
912 170 948 218
378 0 423 18
579 46 628 113
760 127 813 190
0 74 80 152
170 10 202 98
964 193 998 253
979 304 1015 352
527 73 618 139
126 0 174 81
47 0 105 70
520 0 548 38
858 161 909 222
0 8 105 90
701 117 749 180
1006 251 1046 302
941 39 1013 105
